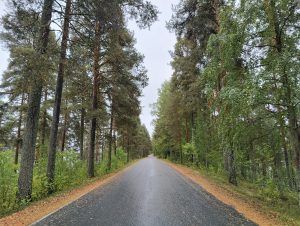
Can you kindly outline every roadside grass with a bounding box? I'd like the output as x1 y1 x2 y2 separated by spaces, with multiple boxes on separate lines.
0 149 130 218
166 159 300 226
202 170 300 225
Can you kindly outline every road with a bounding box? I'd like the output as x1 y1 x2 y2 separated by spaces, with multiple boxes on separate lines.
33 157 257 226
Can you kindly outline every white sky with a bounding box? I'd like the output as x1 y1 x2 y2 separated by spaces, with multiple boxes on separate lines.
128 0 179 135
0 0 179 136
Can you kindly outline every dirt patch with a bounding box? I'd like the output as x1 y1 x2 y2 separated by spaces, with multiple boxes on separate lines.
0 163 136 226
164 161 283 226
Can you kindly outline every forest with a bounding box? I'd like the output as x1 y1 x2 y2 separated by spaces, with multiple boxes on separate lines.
1 0 300 223
152 0 300 214
0 0 154 214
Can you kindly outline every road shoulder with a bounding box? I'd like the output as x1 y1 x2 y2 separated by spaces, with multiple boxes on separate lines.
0 162 137 226
163 160 284 226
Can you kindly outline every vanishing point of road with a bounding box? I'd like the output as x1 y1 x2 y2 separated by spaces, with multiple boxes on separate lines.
33 157 257 226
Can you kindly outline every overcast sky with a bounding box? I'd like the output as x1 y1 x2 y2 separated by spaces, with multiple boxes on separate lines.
0 0 179 136
128 0 179 135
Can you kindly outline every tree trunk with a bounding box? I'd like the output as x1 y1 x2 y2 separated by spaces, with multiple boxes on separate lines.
176 111 182 163
95 129 100 162
17 0 55 201
80 107 85 160
107 102 113 170
41 89 48 146
88 20 101 178
47 0 72 188
101 131 105 161
113 121 117 155
228 147 238 186
185 117 189 143
61 111 68 152
126 128 130 163
15 93 25 165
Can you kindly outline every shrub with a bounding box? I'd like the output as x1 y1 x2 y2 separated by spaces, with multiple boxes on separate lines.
0 151 18 214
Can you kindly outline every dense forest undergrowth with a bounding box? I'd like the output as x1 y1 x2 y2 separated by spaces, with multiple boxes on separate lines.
0 148 129 216
167 159 300 225
0 0 155 215
152 0 300 223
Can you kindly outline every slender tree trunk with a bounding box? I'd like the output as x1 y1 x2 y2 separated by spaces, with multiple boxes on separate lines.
80 107 85 160
61 112 68 152
41 89 48 146
15 93 25 165
107 102 113 170
279 115 294 189
250 141 257 181
176 111 182 163
101 132 104 161
47 0 72 188
228 147 237 186
113 120 117 155
185 117 189 143
126 128 130 163
88 20 101 178
95 129 100 162
17 0 55 201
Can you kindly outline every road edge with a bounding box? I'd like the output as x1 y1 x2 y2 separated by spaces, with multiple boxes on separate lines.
0 161 139 226
162 159 284 226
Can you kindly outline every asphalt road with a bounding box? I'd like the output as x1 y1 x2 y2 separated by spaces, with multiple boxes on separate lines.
33 157 257 226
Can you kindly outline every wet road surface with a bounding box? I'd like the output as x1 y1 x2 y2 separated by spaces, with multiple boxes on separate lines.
33 157 257 226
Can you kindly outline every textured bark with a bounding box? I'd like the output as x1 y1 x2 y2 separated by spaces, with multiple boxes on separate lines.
17 0 55 201
176 111 182 163
185 117 189 143
126 128 130 163
95 130 101 162
113 119 117 155
15 93 25 165
107 103 113 170
47 0 72 187
60 112 68 152
80 107 85 160
228 148 237 186
41 90 48 146
88 20 101 178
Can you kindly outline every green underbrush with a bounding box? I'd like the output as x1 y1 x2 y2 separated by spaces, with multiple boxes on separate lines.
0 148 129 217
170 159 300 226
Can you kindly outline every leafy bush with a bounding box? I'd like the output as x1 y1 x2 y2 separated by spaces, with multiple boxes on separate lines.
0 151 18 214
54 151 87 191
111 148 128 170
0 149 130 216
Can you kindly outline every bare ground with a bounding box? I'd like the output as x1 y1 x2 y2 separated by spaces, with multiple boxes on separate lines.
164 160 285 226
0 164 135 226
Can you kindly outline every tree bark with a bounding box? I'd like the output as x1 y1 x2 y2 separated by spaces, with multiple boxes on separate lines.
47 0 72 188
17 0 55 201
41 89 48 146
60 111 68 152
80 107 85 160
107 101 113 170
15 93 25 165
126 128 130 163
228 147 238 186
113 121 117 155
88 20 101 178
185 117 189 143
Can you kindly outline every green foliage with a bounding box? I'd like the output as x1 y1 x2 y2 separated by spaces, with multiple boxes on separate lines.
0 151 18 215
153 0 300 215
111 148 128 170
54 151 87 192
0 150 130 216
